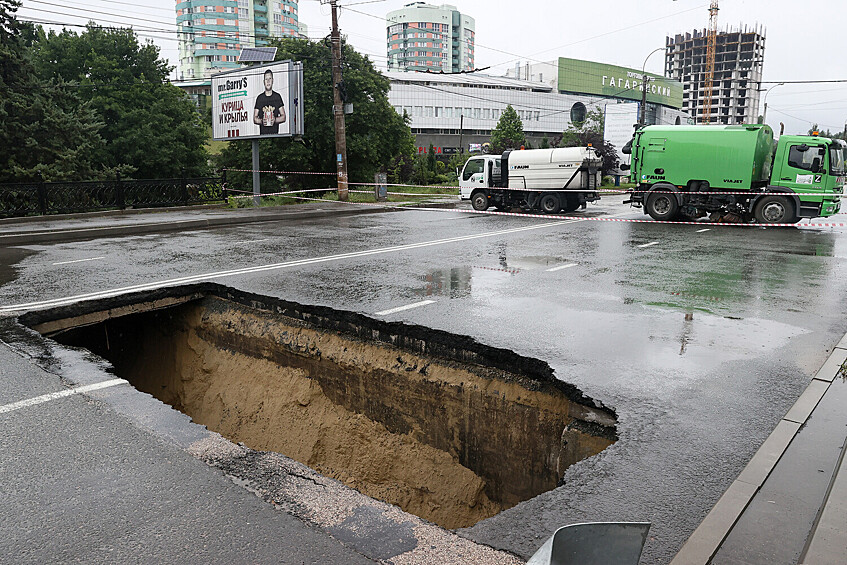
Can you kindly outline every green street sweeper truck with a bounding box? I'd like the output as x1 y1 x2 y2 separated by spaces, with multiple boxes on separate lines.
622 124 844 223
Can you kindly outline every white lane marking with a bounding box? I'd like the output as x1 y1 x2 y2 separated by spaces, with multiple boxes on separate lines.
52 257 105 266
237 239 270 245
546 263 578 272
0 212 631 314
375 300 436 316
0 379 128 415
638 241 659 248
696 228 711 233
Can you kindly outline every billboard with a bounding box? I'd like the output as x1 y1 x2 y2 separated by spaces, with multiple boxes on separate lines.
557 57 683 109
212 60 304 141
604 102 639 167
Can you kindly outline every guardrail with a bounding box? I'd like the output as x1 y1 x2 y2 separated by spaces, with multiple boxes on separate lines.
0 175 226 218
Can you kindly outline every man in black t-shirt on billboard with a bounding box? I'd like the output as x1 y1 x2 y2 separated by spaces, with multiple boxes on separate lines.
253 69 286 135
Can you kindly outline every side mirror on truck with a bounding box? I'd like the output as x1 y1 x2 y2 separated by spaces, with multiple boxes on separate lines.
811 157 821 173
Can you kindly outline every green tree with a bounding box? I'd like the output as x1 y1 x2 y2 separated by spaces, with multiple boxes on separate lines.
490 105 525 153
560 108 619 174
426 143 437 175
0 1 105 182
217 37 414 192
31 24 209 178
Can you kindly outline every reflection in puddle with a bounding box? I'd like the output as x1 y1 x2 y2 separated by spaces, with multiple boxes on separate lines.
419 267 472 298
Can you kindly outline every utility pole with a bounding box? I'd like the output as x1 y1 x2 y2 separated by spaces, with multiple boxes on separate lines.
459 113 464 154
640 47 665 127
761 82 784 125
328 0 349 201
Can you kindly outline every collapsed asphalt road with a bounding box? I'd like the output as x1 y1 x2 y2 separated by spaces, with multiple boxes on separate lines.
3 199 847 563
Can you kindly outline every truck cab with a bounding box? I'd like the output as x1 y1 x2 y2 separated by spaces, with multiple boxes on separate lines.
771 135 845 218
459 155 501 201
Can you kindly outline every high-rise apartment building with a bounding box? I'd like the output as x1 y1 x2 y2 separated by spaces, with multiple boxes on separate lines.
665 25 766 125
386 3 475 73
176 0 300 80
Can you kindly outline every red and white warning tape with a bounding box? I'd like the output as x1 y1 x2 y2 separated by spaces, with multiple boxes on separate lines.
473 265 521 274
223 169 844 198
223 185 847 229
225 168 336 176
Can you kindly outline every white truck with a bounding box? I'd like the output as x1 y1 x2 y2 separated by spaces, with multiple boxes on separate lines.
458 147 602 213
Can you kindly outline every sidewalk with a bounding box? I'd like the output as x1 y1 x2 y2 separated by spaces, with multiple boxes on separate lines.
671 336 847 564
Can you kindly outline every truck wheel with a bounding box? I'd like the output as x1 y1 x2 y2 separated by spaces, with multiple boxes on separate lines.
471 190 489 211
646 190 680 221
754 195 797 224
562 194 581 213
539 193 561 214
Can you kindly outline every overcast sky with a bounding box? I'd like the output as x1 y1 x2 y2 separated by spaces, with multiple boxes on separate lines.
18 0 847 136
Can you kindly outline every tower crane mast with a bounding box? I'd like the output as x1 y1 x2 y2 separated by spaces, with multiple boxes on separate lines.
701 0 719 124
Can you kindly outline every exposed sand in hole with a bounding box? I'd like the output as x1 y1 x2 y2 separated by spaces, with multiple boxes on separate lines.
56 295 615 529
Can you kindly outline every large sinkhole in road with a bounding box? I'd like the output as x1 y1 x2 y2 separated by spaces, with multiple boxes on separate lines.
27 284 617 529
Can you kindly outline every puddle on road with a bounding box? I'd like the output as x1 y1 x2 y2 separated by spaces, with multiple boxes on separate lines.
0 248 35 287
23 284 617 530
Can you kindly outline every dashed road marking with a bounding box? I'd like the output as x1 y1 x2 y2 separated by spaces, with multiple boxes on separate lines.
0 379 128 415
52 257 105 266
1 216 606 314
696 228 711 233
638 242 660 248
547 263 578 272
375 300 436 316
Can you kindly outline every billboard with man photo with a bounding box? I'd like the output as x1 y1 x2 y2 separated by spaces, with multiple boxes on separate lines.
212 60 304 141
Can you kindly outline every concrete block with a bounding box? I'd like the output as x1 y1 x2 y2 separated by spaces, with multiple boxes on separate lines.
784 379 831 424
814 348 847 383
736 419 801 488
800 447 847 564
669 480 758 565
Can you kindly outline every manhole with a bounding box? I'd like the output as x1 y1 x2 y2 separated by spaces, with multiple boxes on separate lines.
23 284 617 529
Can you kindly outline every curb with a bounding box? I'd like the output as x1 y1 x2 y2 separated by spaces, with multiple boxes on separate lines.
670 339 847 564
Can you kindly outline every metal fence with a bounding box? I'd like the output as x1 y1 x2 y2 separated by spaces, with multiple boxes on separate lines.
0 175 226 218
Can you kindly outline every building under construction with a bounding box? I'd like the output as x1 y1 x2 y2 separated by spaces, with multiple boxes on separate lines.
665 25 766 125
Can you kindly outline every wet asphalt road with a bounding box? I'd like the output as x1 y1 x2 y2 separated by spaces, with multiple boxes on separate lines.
3 199 847 564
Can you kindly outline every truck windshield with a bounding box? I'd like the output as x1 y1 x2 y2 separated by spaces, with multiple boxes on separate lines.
462 159 484 181
831 145 845 175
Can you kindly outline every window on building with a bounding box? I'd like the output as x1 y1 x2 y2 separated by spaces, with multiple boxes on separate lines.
570 102 587 126
414 106 423 116
435 107 442 117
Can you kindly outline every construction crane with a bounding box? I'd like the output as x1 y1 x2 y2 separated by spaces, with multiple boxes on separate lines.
701 0 719 124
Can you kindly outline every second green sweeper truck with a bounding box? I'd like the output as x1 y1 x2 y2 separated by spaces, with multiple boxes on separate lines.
622 124 844 223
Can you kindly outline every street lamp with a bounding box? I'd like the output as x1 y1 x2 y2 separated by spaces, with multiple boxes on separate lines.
761 82 784 124
640 47 666 127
